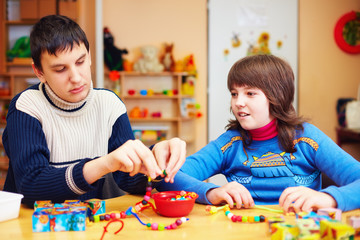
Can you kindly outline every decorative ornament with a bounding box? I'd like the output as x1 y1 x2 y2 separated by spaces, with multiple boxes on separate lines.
334 11 360 54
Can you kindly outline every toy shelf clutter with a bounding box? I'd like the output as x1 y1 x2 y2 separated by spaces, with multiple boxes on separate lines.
108 71 197 155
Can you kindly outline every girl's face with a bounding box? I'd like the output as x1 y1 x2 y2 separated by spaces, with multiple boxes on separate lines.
230 85 274 130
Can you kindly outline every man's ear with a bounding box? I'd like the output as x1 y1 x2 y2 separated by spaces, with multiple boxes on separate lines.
32 63 46 83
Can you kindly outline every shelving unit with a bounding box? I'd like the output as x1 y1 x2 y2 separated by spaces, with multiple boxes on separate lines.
112 71 197 154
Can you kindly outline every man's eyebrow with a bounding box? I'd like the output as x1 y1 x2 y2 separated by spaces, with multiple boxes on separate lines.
49 53 86 68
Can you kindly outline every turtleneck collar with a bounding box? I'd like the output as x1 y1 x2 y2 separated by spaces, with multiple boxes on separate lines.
42 82 93 112
249 119 278 141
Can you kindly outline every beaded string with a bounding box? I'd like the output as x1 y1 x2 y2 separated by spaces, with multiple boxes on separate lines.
125 175 190 230
205 205 267 223
88 170 190 231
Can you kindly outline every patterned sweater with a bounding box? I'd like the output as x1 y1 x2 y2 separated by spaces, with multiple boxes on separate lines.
157 123 360 211
3 83 147 206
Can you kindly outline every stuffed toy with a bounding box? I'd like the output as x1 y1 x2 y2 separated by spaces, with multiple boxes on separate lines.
133 45 164 73
160 43 175 72
6 36 31 60
103 27 128 71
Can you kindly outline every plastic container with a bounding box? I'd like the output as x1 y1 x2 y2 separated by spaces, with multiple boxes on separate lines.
152 191 198 217
0 191 24 222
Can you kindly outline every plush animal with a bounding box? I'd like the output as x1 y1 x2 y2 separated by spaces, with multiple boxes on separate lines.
160 43 175 72
103 27 128 71
6 36 31 60
133 45 164 73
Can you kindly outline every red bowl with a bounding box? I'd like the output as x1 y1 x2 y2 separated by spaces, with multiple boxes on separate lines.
152 191 198 217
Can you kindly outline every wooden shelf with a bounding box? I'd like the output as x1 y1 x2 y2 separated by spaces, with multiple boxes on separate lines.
5 20 37 25
130 117 180 122
114 71 197 154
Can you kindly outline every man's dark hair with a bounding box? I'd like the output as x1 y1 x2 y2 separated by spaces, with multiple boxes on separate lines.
30 15 90 71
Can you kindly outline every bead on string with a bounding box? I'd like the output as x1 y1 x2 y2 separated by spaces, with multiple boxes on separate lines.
88 170 190 231
205 204 267 223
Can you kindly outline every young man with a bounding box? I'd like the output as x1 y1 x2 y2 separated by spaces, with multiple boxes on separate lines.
3 15 186 206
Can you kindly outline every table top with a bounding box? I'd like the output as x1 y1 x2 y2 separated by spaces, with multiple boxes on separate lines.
0 194 359 240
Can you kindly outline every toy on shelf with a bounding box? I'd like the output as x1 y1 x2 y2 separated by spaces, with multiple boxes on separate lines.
182 75 195 96
181 99 202 118
160 43 175 72
103 27 128 71
129 107 149 118
183 54 197 77
133 46 164 73
6 36 31 61
132 126 168 142
108 70 121 96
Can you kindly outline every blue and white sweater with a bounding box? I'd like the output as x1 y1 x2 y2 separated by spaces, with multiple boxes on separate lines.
157 123 360 211
3 83 147 206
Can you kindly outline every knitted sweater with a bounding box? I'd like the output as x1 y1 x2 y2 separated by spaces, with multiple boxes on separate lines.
3 83 147 206
157 123 360 211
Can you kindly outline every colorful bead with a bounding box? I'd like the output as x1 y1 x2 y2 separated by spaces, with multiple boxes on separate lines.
87 174 190 231
158 224 165 231
151 223 158 230
176 219 182 226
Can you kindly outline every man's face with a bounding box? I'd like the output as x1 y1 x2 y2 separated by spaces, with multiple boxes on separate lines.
33 43 92 103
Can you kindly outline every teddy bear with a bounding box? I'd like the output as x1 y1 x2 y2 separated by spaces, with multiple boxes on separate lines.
133 45 164 73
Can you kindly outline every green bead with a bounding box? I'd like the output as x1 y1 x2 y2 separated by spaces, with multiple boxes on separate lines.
242 216 248 222
225 210 230 216
158 224 165 231
146 223 152 228
94 215 100 222
254 216 260 222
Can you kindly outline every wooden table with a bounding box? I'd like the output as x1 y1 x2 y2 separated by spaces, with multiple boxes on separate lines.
0 194 359 240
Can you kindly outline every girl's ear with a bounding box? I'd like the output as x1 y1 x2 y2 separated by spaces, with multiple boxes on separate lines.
32 63 46 83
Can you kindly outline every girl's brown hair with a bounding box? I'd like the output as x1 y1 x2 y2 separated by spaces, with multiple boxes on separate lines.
226 54 305 153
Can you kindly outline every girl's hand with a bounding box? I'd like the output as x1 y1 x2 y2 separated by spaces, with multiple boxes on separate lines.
152 137 186 183
206 181 255 209
279 186 337 213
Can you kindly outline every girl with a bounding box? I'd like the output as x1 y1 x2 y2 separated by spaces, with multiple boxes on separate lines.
157 54 360 213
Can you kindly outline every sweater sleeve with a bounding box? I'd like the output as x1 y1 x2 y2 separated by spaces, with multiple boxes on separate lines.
310 125 360 211
3 101 96 206
107 110 148 194
156 139 224 204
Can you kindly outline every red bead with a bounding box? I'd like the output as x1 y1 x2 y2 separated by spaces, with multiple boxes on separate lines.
146 191 151 196
175 219 182 226
120 211 127 218
171 223 177 229
236 215 242 222
110 213 116 219
231 215 237 222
